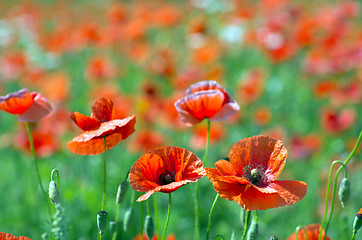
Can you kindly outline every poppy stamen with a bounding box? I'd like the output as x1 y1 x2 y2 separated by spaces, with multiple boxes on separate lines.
159 170 176 185
243 164 266 186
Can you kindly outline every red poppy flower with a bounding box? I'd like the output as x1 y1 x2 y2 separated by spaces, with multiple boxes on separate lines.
0 88 52 122
134 233 175 240
174 81 239 126
205 135 307 211
286 224 332 240
67 98 136 155
129 146 205 201
0 232 32 240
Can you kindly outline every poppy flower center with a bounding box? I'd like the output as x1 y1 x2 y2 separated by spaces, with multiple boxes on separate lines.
243 164 266 186
159 170 176 185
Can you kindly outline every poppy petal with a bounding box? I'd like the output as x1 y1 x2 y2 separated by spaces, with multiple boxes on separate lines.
175 90 224 126
209 100 240 121
92 98 114 122
69 112 101 131
228 135 287 180
286 224 331 240
270 180 307 206
129 153 165 192
137 180 193 201
214 159 237 176
18 92 53 122
14 237 32 240
0 89 33 114
186 80 231 103
0 232 15 239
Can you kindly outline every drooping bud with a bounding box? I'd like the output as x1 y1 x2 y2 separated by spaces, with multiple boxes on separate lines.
49 180 60 205
247 221 258 240
97 210 108 234
269 235 278 240
116 180 129 204
123 207 134 232
338 178 350 208
109 221 118 236
144 215 154 240
353 208 362 233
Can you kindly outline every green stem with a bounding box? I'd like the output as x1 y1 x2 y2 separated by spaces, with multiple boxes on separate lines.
101 137 107 210
241 211 251 240
203 118 211 165
319 129 362 240
25 122 50 213
112 204 120 240
351 230 356 240
153 195 161 240
141 201 144 240
295 226 307 240
162 193 172 240
206 194 219 240
194 118 211 240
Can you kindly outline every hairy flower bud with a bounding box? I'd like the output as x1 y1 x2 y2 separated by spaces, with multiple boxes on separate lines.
123 207 134 232
109 221 118 235
338 178 350 208
97 210 108 234
49 180 60 205
116 180 128 204
144 215 154 240
353 209 362 233
247 221 258 240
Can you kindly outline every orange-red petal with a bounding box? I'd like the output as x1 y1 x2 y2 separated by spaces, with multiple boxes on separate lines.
18 92 53 122
271 180 307 206
69 112 101 131
0 233 15 239
92 98 114 122
174 90 224 126
0 89 33 114
214 159 237 176
66 115 136 155
228 135 287 180
186 80 231 103
286 224 331 240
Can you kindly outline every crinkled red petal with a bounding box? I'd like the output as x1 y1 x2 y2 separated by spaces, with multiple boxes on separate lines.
186 80 231 103
92 98 114 122
69 112 101 131
286 224 331 240
228 135 287 180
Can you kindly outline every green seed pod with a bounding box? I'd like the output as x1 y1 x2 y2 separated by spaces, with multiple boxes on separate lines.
269 235 278 240
97 210 108 234
338 178 350 208
123 207 134 232
116 180 129 204
246 221 258 240
144 215 154 240
49 180 60 205
353 209 362 233
109 221 118 236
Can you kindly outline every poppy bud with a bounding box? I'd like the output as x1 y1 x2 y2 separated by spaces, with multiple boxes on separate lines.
97 210 108 234
338 178 350 208
353 209 362 233
269 235 278 240
123 207 134 232
116 180 128 204
230 231 235 240
144 215 154 240
247 221 258 240
109 221 118 235
240 209 246 227
49 180 60 205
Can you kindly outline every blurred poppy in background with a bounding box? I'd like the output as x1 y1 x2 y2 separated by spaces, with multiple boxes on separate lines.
0 88 52 122
174 80 239 126
67 98 136 155
286 224 331 240
129 146 205 201
205 135 307 210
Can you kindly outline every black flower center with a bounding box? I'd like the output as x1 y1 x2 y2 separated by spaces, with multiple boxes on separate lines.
243 164 266 186
159 170 176 185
